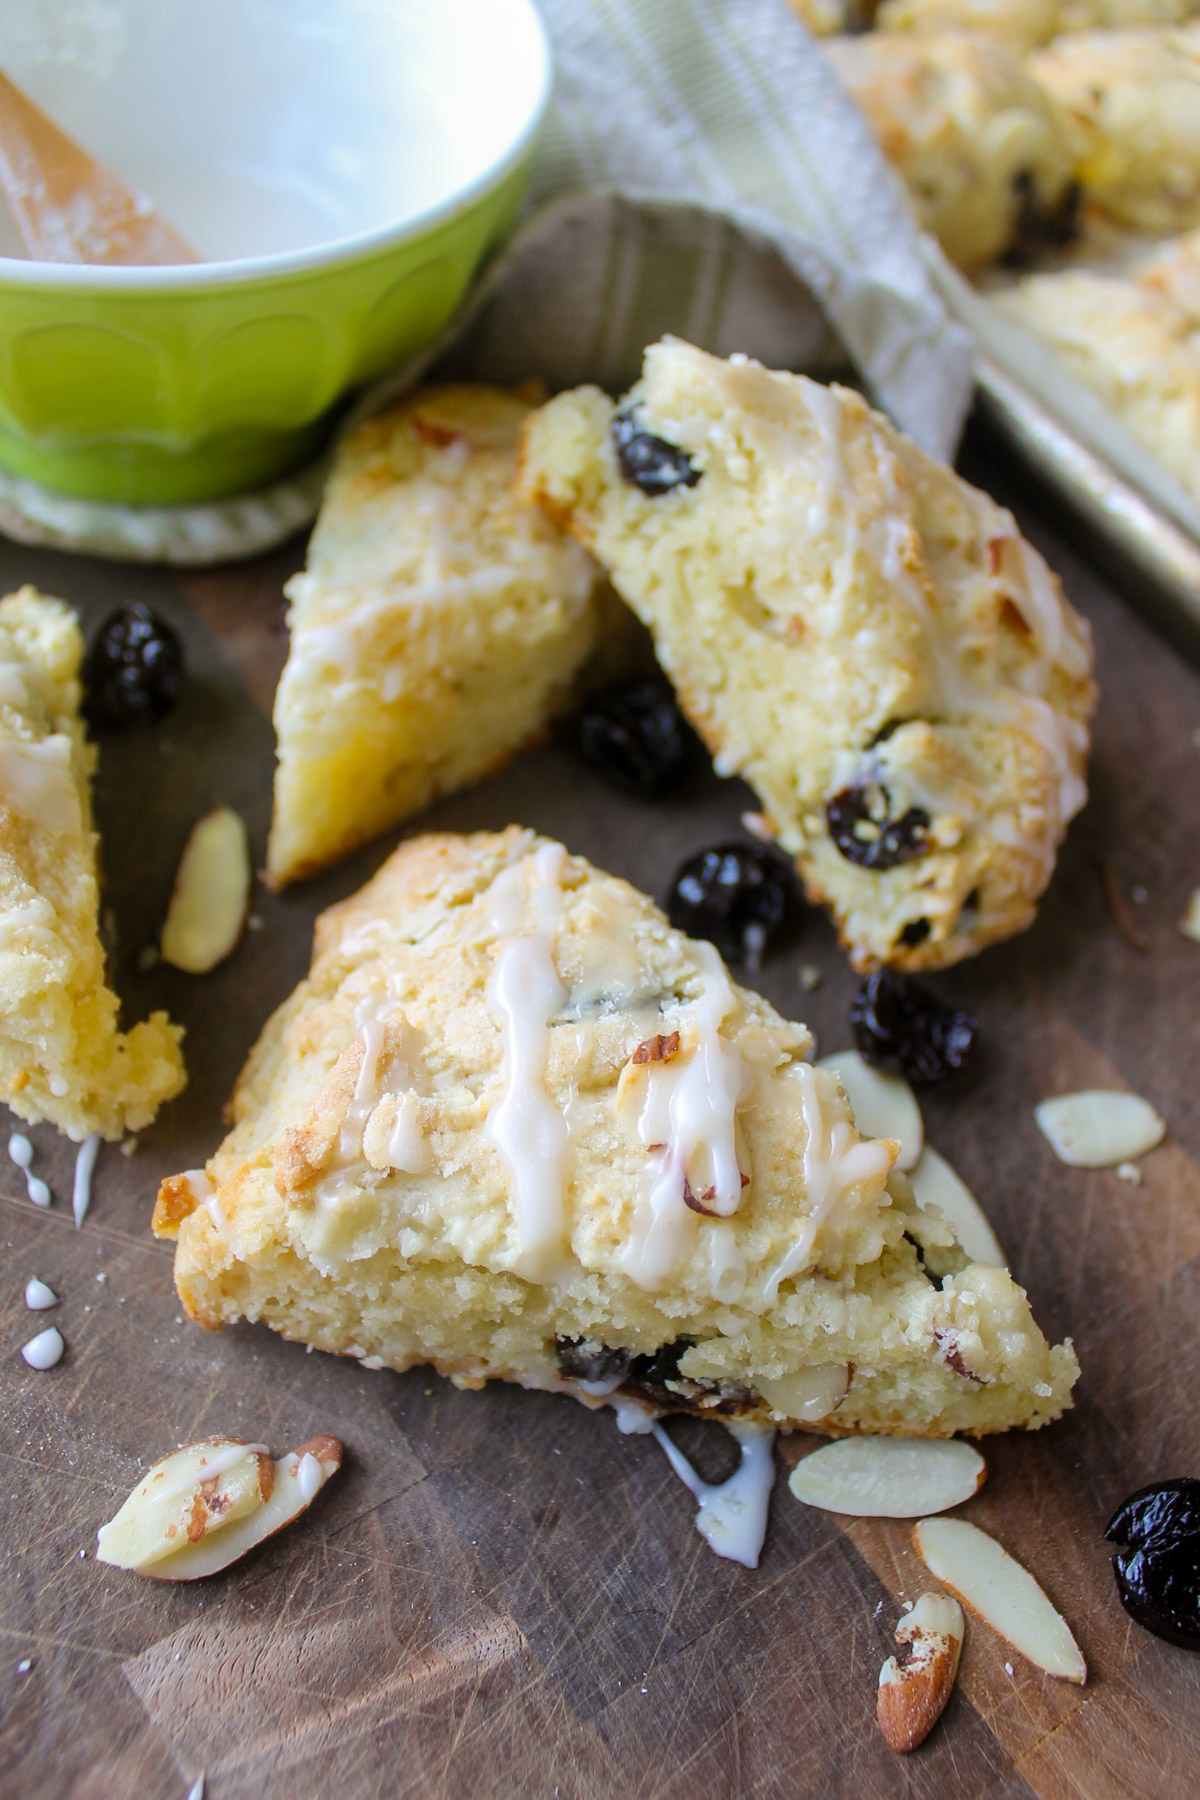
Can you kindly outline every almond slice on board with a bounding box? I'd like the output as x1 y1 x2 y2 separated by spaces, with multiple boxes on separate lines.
789 1437 985 1517
913 1516 1086 1682
1034 1090 1164 1168
878 1591 965 1753
160 807 251 974
909 1147 1006 1267
817 1050 923 1171
97 1435 342 1579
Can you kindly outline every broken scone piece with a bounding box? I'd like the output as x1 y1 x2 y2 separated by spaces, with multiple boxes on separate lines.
519 340 1095 971
266 384 606 887
0 586 184 1140
155 828 1077 1438
96 1434 342 1579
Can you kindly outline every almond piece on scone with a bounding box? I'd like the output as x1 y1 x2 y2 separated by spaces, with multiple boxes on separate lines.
518 341 1095 973
265 384 607 888
0 586 185 1139
153 827 1078 1440
878 1591 965 1753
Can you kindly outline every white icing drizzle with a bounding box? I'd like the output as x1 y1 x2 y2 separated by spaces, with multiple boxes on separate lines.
486 933 568 1281
706 1222 747 1304
484 846 573 1280
0 736 79 834
802 381 849 535
72 1133 100 1229
24 1277 56 1310
21 1325 64 1370
296 1452 323 1503
180 1168 214 1202
653 1419 777 1567
613 1396 659 1435
619 946 750 1292
763 1062 894 1301
386 1090 429 1173
8 1132 50 1207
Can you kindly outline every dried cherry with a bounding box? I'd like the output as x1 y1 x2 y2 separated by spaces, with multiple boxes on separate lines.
576 680 697 797
851 968 977 1089
611 412 701 495
825 784 930 870
1106 1479 1200 1649
667 842 799 969
83 603 183 730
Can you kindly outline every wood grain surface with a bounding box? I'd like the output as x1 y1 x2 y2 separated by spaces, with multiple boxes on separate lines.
2 420 1199 1800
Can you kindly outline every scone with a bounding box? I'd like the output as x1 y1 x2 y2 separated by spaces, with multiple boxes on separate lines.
154 829 1078 1439
266 384 605 887
875 0 1197 53
994 269 1200 511
0 586 185 1141
826 31 1078 267
1027 25 1200 234
518 340 1095 972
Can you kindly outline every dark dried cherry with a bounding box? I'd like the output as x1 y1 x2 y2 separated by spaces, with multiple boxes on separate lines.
825 783 930 869
83 602 183 730
1106 1479 1200 1649
611 411 701 495
554 1337 633 1385
851 968 977 1089
667 842 799 969
576 680 697 797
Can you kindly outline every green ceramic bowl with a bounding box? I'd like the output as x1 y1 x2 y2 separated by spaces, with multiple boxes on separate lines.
0 0 552 505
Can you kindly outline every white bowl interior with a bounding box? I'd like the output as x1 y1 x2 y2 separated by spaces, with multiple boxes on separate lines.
0 0 548 264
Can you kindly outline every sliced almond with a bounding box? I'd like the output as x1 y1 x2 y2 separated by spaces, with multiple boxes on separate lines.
878 1591 964 1753
1179 889 1200 944
913 1516 1086 1682
909 1147 1006 1267
1034 1090 1165 1168
96 1434 342 1579
817 1050 923 1171
160 807 251 974
756 1363 850 1423
789 1437 984 1517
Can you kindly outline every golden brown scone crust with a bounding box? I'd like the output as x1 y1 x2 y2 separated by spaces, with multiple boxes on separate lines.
266 384 605 887
1028 24 1200 233
157 827 1077 1438
0 586 184 1140
518 341 1095 973
827 31 1077 268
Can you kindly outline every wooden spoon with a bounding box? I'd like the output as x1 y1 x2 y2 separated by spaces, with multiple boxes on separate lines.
0 66 197 265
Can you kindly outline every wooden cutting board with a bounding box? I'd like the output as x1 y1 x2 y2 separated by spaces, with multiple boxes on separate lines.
2 422 1199 1800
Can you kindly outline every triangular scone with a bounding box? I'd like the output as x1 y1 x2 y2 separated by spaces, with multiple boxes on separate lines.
518 340 1096 971
155 827 1077 1438
266 385 606 887
0 587 185 1140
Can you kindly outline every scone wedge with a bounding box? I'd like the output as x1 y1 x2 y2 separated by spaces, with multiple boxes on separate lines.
266 384 605 887
519 340 1096 971
155 828 1077 1439
0 586 185 1140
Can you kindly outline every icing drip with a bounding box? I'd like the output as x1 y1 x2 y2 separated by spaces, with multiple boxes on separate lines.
96 1442 270 1539
485 844 571 1281
486 933 568 1281
8 1132 49 1207
386 1090 428 1173
619 947 750 1292
763 1062 893 1301
0 737 79 834
72 1133 100 1229
653 1419 777 1567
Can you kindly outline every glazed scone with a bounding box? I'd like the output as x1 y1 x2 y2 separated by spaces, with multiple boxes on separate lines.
994 269 1200 511
154 829 1078 1439
826 32 1078 267
0 587 185 1140
876 0 1197 52
1027 25 1200 234
519 341 1095 972
266 384 605 887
